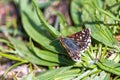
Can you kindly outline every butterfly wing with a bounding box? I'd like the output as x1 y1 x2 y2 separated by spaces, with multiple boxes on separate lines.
59 37 81 62
59 28 91 62
67 28 91 52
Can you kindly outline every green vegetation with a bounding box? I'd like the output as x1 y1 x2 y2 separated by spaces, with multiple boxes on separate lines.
0 0 120 80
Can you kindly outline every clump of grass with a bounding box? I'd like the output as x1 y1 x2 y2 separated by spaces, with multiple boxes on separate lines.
0 0 120 80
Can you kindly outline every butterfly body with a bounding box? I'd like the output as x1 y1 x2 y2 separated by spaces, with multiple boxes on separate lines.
59 29 91 62
59 37 81 61
61 38 80 51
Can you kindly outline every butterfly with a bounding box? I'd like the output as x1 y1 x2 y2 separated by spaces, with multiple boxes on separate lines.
59 28 91 62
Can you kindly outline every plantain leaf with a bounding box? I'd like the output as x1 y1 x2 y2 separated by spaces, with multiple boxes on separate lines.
83 71 110 80
20 0 65 54
32 0 60 38
35 66 80 80
0 52 27 62
33 47 74 65
71 0 120 25
9 37 59 66
88 24 118 47
96 59 120 76
71 0 83 26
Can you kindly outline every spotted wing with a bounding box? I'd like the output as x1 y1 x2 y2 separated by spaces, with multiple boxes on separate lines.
59 37 81 62
67 28 91 52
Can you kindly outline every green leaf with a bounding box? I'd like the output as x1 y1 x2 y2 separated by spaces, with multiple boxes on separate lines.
37 0 54 8
0 52 27 62
103 73 111 80
71 0 120 25
83 71 110 80
96 59 120 76
88 24 118 47
20 0 65 54
71 0 83 25
21 72 35 80
33 47 74 65
92 0 120 21
74 68 100 80
54 69 81 80
71 0 119 48
9 37 59 66
32 0 60 38
35 66 77 80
